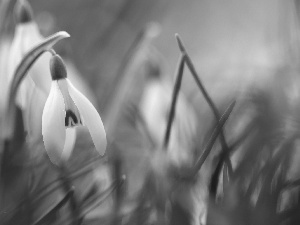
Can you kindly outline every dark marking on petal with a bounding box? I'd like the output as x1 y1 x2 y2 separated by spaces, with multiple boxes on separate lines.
65 109 82 127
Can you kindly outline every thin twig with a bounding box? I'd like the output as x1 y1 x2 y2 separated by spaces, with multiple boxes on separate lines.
163 54 185 149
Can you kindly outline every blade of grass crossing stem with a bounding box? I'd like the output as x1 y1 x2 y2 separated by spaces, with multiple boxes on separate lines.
80 177 125 217
175 33 233 176
4 31 70 141
163 54 185 149
192 101 235 177
32 187 74 225
59 165 82 225
2 155 104 218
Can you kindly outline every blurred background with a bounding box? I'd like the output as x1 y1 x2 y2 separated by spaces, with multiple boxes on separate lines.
2 0 300 224
25 0 300 112
26 0 300 204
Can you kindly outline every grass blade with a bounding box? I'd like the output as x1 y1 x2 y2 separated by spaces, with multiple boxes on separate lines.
175 33 233 176
163 54 185 149
32 187 74 225
192 100 235 177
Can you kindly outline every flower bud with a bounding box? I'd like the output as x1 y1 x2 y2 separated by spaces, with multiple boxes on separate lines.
50 54 67 80
14 0 33 24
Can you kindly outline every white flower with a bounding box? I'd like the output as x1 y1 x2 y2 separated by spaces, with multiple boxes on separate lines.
7 1 52 102
1 0 51 140
42 55 106 165
4 1 96 142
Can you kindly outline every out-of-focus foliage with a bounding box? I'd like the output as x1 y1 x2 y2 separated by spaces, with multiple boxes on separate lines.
3 0 300 225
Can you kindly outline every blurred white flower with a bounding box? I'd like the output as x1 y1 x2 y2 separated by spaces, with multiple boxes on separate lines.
139 60 197 166
42 54 106 165
0 0 52 142
7 1 52 103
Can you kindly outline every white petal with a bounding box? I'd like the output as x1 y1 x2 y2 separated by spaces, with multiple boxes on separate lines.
22 23 52 95
0 39 11 113
61 128 76 161
42 81 66 165
23 76 47 143
14 23 52 95
66 79 107 155
16 75 30 109
57 79 82 127
29 51 52 95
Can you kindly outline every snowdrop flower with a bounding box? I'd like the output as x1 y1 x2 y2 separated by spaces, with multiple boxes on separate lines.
5 1 96 143
42 54 106 165
0 0 51 142
7 0 52 101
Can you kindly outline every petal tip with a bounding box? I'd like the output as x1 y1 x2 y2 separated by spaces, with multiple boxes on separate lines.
58 31 70 38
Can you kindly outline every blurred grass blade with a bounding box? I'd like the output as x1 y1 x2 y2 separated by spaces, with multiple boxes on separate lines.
209 157 224 197
7 106 25 151
3 155 103 217
256 137 294 206
32 187 74 225
81 176 126 217
175 33 221 122
127 104 156 149
192 100 235 177
104 23 159 138
4 31 70 140
175 33 233 176
163 54 185 149
0 106 25 178
32 155 103 206
283 178 300 190
223 163 229 188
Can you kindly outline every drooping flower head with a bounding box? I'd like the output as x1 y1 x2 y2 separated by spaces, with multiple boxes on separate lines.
42 54 106 165
5 0 97 143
